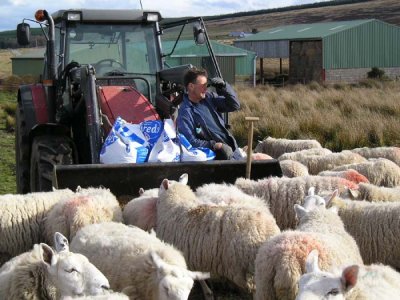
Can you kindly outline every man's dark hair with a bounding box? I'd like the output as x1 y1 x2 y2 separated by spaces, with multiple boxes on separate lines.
183 68 208 88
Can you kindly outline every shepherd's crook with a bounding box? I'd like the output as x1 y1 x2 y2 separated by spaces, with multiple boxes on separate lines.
245 116 259 179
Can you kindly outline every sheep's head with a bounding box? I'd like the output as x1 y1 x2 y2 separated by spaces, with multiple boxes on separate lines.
302 187 338 211
150 251 209 300
40 234 110 297
296 250 358 300
159 173 189 193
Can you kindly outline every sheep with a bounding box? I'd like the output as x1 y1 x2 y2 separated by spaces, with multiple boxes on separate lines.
0 188 74 266
123 187 158 231
0 232 110 299
280 150 367 175
278 147 333 161
254 136 323 159
296 249 400 300
43 186 123 246
351 146 400 166
330 197 400 269
156 174 280 293
332 158 400 187
254 198 363 300
235 175 358 230
67 293 129 299
348 182 400 202
70 222 209 300
318 169 370 184
279 159 309 177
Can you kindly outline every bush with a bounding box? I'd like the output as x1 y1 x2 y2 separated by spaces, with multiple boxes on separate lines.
5 115 15 132
367 67 385 79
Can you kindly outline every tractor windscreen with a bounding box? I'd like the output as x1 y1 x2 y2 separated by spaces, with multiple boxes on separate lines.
65 23 161 99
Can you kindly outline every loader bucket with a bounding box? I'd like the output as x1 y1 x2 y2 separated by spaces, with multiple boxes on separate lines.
53 160 282 200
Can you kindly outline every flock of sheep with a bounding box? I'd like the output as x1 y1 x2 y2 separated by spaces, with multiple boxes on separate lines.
1 136 400 299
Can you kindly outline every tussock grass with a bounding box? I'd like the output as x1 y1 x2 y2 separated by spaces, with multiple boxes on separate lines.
231 81 400 151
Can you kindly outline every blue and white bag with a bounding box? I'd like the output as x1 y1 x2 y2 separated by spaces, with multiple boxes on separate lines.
148 119 181 162
178 134 216 161
100 117 156 164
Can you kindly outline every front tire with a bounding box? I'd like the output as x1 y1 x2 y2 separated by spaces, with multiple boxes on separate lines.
30 135 74 192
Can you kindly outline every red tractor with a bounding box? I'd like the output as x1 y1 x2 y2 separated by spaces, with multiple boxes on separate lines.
15 9 281 197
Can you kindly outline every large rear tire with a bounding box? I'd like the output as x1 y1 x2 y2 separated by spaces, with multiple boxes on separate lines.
30 135 74 192
15 101 30 194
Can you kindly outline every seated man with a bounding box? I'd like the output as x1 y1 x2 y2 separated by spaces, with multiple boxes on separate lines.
177 67 240 160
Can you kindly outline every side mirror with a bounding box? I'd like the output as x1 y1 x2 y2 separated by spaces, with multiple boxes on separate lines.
193 23 205 45
17 23 31 46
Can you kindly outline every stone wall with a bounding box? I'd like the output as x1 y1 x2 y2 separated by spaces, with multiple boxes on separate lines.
325 67 400 83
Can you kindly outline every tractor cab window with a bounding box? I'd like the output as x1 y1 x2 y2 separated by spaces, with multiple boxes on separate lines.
65 23 160 100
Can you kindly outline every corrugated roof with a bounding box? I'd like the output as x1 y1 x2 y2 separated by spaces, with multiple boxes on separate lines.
239 19 374 41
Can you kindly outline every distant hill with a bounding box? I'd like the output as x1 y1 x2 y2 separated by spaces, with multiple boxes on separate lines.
203 0 400 40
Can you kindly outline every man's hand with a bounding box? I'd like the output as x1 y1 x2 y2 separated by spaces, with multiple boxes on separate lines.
209 77 226 92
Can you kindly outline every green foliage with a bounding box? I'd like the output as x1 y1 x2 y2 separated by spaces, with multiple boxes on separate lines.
367 67 385 79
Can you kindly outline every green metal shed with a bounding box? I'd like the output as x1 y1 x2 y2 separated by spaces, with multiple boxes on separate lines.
234 19 400 83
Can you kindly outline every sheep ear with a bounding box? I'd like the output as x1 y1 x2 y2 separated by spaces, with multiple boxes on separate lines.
40 243 57 266
54 232 69 252
325 189 338 207
341 265 359 291
348 188 360 199
308 187 315 196
161 179 169 191
150 251 167 274
188 270 210 280
305 249 320 273
179 173 189 185
139 188 145 195
294 204 308 219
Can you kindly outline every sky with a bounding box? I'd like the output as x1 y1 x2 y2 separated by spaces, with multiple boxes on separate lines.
0 0 331 32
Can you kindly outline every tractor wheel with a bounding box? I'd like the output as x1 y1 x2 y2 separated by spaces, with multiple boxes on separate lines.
15 101 30 194
30 135 74 192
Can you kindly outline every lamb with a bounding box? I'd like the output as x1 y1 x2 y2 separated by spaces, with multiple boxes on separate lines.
351 146 400 166
318 169 370 184
296 249 400 300
254 136 323 159
280 150 367 175
330 197 400 269
332 158 400 187
43 186 123 246
254 198 363 300
235 175 358 229
70 222 209 300
122 187 158 231
348 182 400 202
0 188 74 266
67 293 129 299
156 174 280 293
279 159 309 177
0 232 110 299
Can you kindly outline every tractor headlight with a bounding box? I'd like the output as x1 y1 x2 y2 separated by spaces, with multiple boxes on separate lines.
67 12 81 21
143 12 159 22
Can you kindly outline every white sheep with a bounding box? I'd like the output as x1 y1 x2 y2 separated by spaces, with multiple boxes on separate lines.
123 187 158 231
235 175 358 229
278 147 333 161
348 182 400 202
67 293 129 299
296 249 400 300
0 232 110 299
0 188 74 266
254 198 363 300
318 169 369 184
156 174 280 293
254 136 323 158
280 150 367 175
43 186 123 246
332 158 400 187
279 159 309 177
70 222 209 300
330 197 400 269
351 146 400 166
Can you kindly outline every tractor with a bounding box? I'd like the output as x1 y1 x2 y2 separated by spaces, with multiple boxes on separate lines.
15 8 282 197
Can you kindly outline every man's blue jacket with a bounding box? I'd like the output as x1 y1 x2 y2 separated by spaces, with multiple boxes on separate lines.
176 83 240 151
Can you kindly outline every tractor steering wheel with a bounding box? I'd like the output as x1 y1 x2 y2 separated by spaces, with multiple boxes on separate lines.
94 58 124 68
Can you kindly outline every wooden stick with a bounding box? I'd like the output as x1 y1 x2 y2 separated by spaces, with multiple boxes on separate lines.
245 116 259 179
